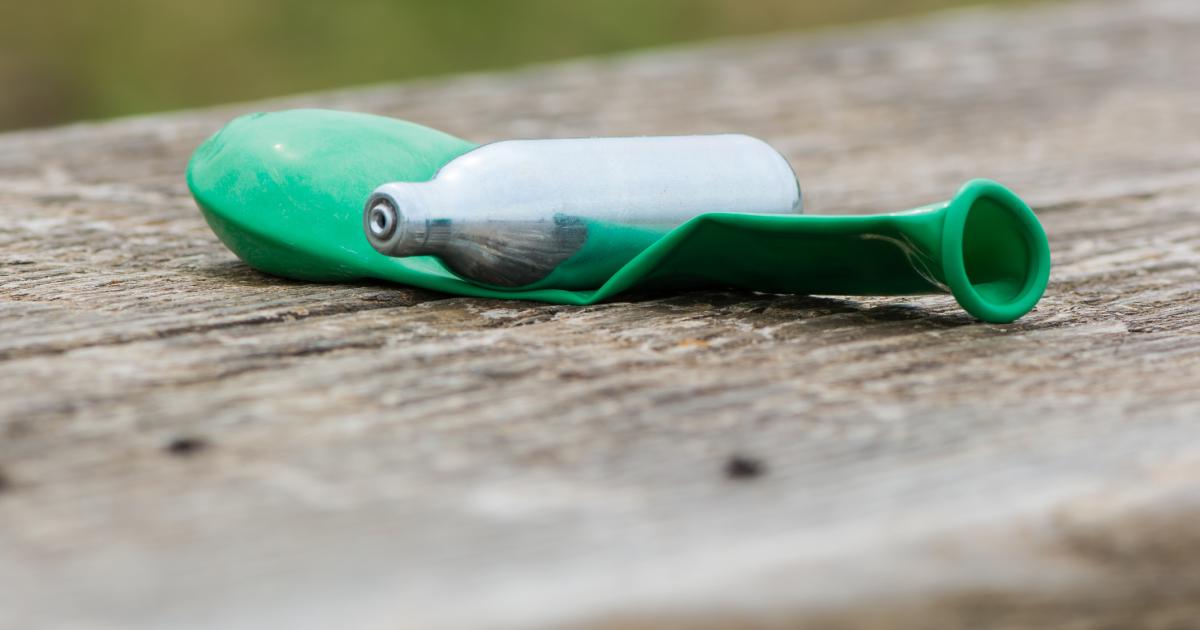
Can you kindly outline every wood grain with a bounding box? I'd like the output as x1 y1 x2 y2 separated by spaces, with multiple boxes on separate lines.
2 1 1199 628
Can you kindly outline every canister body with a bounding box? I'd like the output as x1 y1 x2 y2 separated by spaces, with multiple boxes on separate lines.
365 135 802 287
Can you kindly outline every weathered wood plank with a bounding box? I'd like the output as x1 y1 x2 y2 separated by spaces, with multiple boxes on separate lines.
2 1 1200 628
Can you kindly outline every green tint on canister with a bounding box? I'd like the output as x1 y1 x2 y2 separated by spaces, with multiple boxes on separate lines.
186 109 1050 323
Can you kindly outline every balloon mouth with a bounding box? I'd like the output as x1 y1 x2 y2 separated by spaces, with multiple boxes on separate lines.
941 179 1051 323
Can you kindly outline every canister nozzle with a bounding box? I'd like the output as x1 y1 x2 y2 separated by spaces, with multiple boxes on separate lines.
366 200 397 241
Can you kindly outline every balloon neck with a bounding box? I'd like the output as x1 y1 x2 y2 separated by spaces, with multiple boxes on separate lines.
910 179 1051 323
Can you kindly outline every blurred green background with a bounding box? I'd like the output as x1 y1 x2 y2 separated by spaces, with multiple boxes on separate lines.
0 0 1027 132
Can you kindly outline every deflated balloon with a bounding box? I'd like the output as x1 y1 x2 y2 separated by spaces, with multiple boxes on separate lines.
187 109 1050 322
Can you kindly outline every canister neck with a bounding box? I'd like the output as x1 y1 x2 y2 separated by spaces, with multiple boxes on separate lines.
364 182 448 256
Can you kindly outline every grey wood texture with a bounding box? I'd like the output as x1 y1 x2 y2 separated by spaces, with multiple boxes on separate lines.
2 1 1200 628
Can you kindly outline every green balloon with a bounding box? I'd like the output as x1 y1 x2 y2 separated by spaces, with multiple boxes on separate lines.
187 109 1050 322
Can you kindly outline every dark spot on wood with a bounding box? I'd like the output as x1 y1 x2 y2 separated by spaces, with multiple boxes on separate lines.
724 455 766 480
165 436 210 457
557 369 593 381
0 468 10 493
4 420 31 439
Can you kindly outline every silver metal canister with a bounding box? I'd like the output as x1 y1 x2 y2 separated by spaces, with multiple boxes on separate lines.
364 135 801 288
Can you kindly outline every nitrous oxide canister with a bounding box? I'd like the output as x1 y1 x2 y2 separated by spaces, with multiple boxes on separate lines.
363 135 802 288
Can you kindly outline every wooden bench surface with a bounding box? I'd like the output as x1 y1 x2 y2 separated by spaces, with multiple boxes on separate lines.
2 0 1199 628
